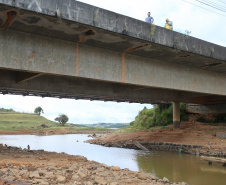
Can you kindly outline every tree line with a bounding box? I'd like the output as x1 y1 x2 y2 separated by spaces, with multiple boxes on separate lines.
34 106 68 126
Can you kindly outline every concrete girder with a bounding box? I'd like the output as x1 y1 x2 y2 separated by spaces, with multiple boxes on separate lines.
0 69 226 105
0 29 226 102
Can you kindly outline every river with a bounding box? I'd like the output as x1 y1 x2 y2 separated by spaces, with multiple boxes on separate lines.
0 134 225 185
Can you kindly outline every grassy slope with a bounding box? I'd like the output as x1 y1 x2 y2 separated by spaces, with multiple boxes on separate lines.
0 112 109 132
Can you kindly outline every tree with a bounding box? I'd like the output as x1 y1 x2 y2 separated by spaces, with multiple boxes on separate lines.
34 106 44 115
55 114 69 126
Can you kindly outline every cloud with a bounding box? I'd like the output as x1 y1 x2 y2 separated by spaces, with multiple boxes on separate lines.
0 95 152 124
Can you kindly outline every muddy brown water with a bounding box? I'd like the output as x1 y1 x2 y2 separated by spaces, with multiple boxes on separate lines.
0 134 225 185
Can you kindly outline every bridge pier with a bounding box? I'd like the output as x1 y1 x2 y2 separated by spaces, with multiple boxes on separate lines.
173 102 180 129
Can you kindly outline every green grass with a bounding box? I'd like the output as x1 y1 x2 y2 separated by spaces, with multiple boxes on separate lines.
114 125 167 133
0 112 110 132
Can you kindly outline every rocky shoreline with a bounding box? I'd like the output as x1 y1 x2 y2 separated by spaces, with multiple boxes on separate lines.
0 144 188 185
88 140 226 157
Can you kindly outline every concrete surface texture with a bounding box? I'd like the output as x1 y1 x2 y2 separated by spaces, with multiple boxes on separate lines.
0 0 226 105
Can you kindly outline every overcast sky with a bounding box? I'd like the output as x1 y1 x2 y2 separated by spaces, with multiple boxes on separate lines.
0 0 225 124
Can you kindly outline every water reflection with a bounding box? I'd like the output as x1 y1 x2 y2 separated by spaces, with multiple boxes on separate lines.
136 151 226 185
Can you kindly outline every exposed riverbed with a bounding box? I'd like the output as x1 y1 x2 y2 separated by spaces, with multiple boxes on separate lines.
0 134 226 185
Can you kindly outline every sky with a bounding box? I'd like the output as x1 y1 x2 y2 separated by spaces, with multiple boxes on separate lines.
0 0 226 124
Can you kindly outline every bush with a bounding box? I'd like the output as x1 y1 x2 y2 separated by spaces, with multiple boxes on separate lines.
131 103 188 129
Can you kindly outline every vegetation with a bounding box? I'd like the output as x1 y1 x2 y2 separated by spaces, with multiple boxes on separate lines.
0 108 15 113
0 112 58 131
55 114 69 126
130 103 188 129
34 106 44 115
0 111 110 132
80 123 129 128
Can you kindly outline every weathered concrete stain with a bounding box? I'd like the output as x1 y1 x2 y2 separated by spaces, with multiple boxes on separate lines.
2 11 17 28
122 44 149 82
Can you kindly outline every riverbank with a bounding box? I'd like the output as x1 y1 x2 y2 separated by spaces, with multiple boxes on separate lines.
0 144 187 185
0 129 111 135
87 122 226 157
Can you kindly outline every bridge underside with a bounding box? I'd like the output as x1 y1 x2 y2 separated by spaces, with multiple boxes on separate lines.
1 68 226 105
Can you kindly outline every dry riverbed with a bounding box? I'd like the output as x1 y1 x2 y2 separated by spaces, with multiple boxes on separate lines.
88 122 226 156
0 144 188 185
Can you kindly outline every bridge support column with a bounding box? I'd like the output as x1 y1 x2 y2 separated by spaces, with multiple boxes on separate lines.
173 102 180 129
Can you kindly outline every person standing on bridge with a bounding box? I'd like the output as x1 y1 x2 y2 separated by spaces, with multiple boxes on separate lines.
164 18 173 30
145 12 154 24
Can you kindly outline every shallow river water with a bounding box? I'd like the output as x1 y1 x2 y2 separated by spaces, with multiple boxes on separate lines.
0 134 225 185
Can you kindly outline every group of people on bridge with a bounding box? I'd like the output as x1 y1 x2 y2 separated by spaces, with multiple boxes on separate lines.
145 12 173 30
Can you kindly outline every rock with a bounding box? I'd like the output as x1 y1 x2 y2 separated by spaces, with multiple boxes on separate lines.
94 176 106 185
27 166 37 172
72 174 79 180
111 166 121 171
163 177 170 182
6 163 13 167
0 171 5 177
5 176 16 181
45 171 55 179
36 179 49 185
96 167 105 172
29 171 40 178
67 166 78 172
19 170 28 176
92 165 101 170
86 181 93 185
0 179 7 185
21 173 29 179
150 174 159 180
98 171 109 177
182 182 188 185
10 169 19 174
78 169 86 178
109 182 118 185
14 175 22 180
137 173 150 180
56 175 66 183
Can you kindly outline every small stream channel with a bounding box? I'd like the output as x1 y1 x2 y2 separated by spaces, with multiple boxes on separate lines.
0 134 225 185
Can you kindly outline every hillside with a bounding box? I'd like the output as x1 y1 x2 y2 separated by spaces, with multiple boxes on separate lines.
0 109 110 134
0 112 61 131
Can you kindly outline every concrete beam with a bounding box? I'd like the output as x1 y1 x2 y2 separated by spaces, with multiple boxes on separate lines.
187 104 226 114
16 71 43 83
1 69 226 104
0 29 226 99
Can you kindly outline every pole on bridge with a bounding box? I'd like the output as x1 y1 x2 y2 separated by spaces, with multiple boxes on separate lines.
173 102 180 129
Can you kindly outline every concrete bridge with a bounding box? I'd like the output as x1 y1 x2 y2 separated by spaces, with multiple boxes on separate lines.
0 0 226 128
